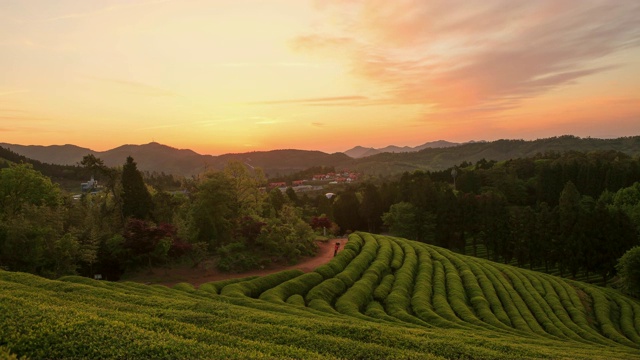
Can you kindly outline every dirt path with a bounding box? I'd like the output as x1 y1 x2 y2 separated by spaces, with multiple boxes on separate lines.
127 238 347 288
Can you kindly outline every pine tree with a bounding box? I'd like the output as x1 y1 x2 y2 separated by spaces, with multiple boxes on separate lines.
121 156 153 220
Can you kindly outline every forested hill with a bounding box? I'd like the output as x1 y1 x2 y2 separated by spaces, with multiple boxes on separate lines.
2 135 639 177
0 146 89 188
2 233 640 359
351 135 640 175
0 142 350 177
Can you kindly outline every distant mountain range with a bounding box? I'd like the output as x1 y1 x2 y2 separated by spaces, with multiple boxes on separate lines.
0 142 350 177
2 135 639 178
344 140 462 158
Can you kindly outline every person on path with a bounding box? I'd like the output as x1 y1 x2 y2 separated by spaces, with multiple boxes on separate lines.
334 242 340 257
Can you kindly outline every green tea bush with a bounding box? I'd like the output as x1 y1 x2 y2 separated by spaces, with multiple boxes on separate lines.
525 272 598 343
259 272 324 303
387 236 404 270
576 282 639 347
508 268 574 339
335 234 378 288
173 282 196 292
373 274 394 302
412 245 459 328
431 259 459 322
610 295 640 343
384 240 429 326
220 269 303 298
466 259 512 327
286 294 305 307
3 233 640 360
314 248 357 279
543 276 606 343
199 276 260 294
306 278 347 305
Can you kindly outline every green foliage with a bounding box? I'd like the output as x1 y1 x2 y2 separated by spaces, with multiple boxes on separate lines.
616 246 640 297
382 202 436 242
256 205 317 264
220 269 303 298
199 276 260 295
183 171 234 248
216 242 261 272
223 160 267 217
0 164 84 277
260 272 324 303
0 163 61 214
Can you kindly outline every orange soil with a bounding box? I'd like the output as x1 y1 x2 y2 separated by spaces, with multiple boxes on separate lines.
127 238 347 288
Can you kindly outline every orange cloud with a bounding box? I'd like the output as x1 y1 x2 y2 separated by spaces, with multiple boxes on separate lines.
295 0 640 115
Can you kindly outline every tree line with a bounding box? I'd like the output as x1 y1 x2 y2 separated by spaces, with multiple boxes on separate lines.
0 155 322 280
1 149 639 288
326 150 640 285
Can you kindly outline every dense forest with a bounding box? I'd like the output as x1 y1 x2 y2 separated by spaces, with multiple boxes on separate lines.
334 150 640 287
1 148 639 294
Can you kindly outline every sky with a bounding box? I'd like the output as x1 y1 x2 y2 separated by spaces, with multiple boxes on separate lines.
1 0 639 155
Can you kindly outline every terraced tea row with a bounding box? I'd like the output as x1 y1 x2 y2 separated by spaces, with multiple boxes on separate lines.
206 232 640 351
2 232 640 359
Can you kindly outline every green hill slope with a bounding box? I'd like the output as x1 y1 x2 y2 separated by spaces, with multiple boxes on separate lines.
2 233 640 359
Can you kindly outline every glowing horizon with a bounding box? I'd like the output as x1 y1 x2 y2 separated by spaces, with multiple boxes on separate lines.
1 0 639 156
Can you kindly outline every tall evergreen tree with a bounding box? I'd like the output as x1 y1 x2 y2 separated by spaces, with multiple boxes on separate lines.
358 183 383 233
121 156 153 220
557 181 583 277
332 188 362 234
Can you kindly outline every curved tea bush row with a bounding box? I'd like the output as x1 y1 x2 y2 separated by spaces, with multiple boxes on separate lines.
329 233 640 351
220 269 304 298
334 234 392 317
473 260 551 336
429 246 511 332
334 233 378 288
411 244 461 328
260 272 324 303
389 236 404 270
199 276 260 294
383 238 430 326
3 232 640 359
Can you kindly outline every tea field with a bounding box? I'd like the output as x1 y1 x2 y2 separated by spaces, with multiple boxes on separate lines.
2 232 640 359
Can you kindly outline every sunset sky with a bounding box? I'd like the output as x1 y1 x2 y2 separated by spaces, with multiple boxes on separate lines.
1 0 639 155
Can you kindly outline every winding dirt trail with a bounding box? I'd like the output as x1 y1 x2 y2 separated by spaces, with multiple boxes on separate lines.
128 238 347 288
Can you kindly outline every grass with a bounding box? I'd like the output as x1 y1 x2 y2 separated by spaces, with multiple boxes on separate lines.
2 232 640 359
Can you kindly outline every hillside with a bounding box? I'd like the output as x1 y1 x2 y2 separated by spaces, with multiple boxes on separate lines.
3 135 639 178
352 135 640 175
2 233 639 359
344 140 460 158
0 142 350 177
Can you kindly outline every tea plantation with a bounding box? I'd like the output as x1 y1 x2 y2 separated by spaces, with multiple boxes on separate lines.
2 232 640 359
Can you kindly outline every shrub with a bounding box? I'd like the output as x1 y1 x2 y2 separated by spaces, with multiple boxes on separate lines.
259 272 324 303
616 246 640 298
216 242 261 272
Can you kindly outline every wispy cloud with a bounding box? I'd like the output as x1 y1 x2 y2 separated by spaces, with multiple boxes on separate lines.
294 0 640 116
251 116 287 125
311 122 326 128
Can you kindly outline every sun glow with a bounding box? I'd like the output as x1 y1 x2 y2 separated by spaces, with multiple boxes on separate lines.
1 1 638 154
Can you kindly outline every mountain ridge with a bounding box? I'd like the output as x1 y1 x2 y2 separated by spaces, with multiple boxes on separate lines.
344 140 461 158
0 142 350 177
2 135 639 177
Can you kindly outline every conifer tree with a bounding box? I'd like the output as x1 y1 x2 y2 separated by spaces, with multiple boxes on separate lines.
121 156 153 220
